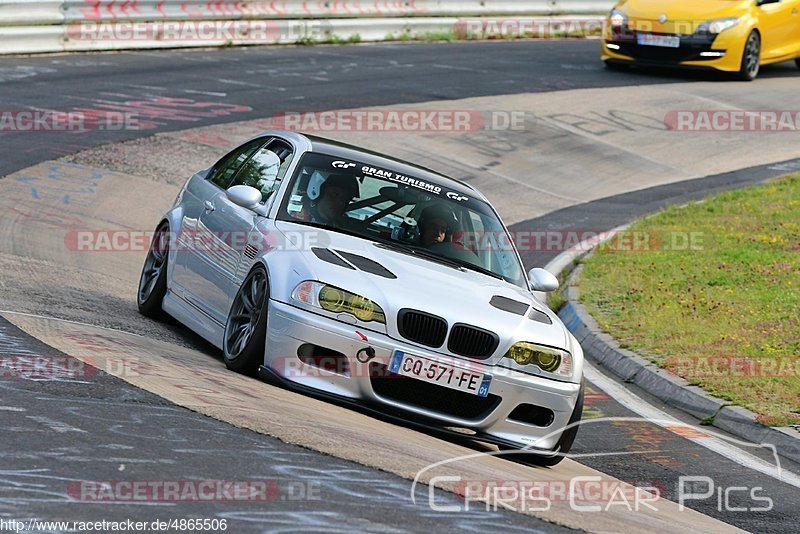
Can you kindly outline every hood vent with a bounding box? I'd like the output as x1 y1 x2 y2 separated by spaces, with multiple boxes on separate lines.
311 247 397 279
489 295 552 325
334 250 397 279
311 247 355 270
528 307 553 325
489 295 529 316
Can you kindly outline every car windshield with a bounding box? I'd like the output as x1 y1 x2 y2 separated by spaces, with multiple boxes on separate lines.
277 152 526 287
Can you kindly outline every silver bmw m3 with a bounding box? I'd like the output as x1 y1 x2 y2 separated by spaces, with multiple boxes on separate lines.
138 130 584 465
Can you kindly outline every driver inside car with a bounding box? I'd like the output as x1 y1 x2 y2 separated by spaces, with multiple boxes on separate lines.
417 203 483 264
417 204 456 247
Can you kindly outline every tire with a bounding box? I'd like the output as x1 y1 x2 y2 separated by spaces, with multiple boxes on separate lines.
223 265 269 376
500 382 584 467
137 222 170 319
737 31 760 81
795 58 800 69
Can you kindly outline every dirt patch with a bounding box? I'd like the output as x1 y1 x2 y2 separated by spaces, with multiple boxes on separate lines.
62 135 225 186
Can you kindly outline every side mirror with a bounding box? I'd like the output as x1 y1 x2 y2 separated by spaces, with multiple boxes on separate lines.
529 268 559 292
227 185 263 210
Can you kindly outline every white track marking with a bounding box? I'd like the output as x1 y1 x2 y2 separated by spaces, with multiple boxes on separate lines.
585 362 800 489
183 89 227 97
217 78 263 87
26 416 86 434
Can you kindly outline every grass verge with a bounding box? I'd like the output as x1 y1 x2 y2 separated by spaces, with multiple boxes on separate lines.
579 175 800 427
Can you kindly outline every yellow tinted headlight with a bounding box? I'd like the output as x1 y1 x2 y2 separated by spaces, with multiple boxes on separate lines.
292 282 386 324
350 295 376 322
319 285 347 312
504 342 571 378
534 351 561 373
508 344 534 366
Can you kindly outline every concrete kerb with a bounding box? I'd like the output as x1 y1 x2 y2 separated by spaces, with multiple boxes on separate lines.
1 16 606 56
545 227 800 465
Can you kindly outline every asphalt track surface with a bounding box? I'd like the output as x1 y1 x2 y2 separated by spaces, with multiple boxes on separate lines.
1 38 795 178
1 41 799 532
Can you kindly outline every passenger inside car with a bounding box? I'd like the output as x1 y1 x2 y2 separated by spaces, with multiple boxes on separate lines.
296 172 360 226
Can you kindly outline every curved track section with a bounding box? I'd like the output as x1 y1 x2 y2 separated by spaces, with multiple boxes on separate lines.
2 41 800 532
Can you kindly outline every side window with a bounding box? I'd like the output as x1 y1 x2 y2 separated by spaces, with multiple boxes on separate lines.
208 138 267 189
468 210 484 234
230 140 294 203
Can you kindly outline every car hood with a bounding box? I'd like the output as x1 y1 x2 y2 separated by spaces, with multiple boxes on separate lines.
617 0 749 26
275 221 569 356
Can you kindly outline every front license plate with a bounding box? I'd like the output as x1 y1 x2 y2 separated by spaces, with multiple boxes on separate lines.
388 351 493 397
637 33 680 48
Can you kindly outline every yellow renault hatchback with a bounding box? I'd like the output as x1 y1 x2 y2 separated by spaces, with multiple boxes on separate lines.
601 0 800 80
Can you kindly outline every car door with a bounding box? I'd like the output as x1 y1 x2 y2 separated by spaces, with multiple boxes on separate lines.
787 0 800 55
758 0 799 59
172 137 268 308
183 139 295 325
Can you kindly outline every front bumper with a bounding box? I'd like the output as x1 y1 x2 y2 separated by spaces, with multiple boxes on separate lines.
601 25 749 73
264 299 581 452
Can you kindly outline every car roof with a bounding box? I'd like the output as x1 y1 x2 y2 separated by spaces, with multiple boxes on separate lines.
266 130 485 201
